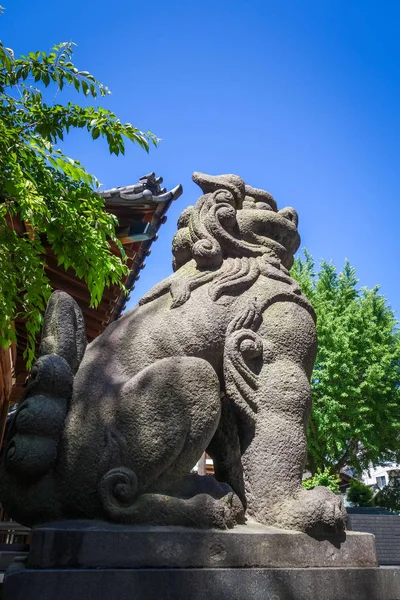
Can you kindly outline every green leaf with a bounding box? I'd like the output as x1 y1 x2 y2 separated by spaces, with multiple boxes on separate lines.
81 80 89 96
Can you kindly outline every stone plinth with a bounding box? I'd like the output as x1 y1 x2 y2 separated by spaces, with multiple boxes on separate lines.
27 520 378 569
4 521 400 600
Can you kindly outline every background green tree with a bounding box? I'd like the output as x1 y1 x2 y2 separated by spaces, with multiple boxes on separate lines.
0 32 158 365
374 481 400 512
346 479 374 507
292 251 400 475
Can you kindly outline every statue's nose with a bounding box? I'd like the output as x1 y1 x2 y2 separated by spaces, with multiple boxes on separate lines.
278 207 298 228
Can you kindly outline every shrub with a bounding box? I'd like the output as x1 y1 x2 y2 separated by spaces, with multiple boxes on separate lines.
302 468 341 494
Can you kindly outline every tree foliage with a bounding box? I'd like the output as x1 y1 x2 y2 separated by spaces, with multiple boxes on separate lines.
346 479 374 507
374 481 400 512
291 251 400 474
0 33 158 366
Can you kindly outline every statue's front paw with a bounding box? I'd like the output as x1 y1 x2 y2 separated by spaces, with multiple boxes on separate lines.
220 492 246 528
274 486 347 535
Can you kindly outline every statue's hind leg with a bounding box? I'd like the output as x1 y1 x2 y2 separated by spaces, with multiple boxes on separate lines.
66 356 245 528
206 394 246 508
102 489 244 529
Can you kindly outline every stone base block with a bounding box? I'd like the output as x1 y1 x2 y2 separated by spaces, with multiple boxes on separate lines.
3 521 400 600
4 564 400 600
27 520 378 569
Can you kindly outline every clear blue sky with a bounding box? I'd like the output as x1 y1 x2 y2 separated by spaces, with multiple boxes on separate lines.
3 1 400 315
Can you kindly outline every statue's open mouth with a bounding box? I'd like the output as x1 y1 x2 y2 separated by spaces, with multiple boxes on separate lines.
235 207 300 268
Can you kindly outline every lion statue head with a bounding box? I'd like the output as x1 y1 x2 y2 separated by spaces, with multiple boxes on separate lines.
140 172 301 308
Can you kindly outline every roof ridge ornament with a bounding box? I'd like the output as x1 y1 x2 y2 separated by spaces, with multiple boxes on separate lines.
100 174 183 206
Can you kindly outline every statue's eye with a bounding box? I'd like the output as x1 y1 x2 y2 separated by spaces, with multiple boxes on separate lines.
255 202 274 211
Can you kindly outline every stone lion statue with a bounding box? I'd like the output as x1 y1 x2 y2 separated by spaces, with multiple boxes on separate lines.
0 172 346 534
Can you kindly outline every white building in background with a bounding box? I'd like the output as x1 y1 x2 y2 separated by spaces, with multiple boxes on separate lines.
362 463 400 490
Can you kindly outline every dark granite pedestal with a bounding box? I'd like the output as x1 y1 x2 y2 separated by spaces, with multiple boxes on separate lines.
4 521 400 600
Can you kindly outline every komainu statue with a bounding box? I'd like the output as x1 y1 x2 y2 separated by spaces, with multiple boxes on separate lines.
0 172 346 534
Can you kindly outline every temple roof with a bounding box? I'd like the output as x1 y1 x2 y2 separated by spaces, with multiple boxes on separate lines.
100 173 182 319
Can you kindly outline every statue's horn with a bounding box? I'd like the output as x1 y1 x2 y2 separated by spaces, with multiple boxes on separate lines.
192 172 245 207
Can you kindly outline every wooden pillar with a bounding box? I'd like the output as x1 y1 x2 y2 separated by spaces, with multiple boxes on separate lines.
0 342 15 451
198 452 207 476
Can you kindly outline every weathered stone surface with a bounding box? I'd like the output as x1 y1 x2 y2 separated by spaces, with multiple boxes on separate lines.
4 564 400 600
0 172 346 534
28 521 378 570
5 521 399 600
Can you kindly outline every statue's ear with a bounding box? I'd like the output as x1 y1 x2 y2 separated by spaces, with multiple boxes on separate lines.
40 291 87 375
